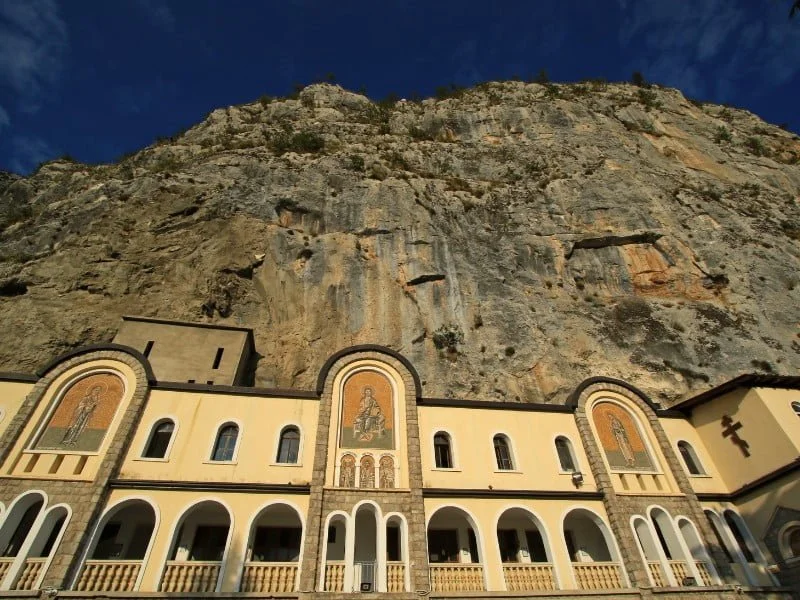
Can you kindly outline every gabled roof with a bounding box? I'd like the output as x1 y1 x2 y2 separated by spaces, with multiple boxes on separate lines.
673 374 800 413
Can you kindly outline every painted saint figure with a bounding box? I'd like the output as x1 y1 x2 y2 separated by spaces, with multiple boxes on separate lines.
339 454 356 487
352 386 386 442
360 455 375 488
609 415 635 467
379 455 395 489
61 385 103 446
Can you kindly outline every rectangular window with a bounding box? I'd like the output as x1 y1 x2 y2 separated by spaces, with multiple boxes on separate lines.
251 527 301 562
212 347 224 370
497 529 519 563
428 529 459 563
189 525 229 561
525 529 548 562
386 526 400 561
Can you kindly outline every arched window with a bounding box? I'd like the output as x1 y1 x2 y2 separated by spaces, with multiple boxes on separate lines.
211 424 238 462
434 432 453 469
724 511 756 563
276 426 300 464
791 401 800 417
143 419 175 459
677 441 705 475
493 435 514 470
2 499 43 557
555 436 577 472
782 525 800 559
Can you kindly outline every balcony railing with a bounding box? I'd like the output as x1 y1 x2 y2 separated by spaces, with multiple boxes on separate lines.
240 561 297 592
696 561 714 586
573 562 624 589
13 557 46 590
160 560 220 592
429 564 484 591
647 560 667 587
387 561 405 592
75 559 142 592
324 561 345 592
0 557 14 582
503 563 556 591
669 560 690 584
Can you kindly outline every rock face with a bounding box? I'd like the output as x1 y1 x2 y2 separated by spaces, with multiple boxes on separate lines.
0 82 799 405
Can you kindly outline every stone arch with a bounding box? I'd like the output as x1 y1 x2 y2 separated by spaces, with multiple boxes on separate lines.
73 496 159 591
239 501 305 592
426 504 487 591
495 505 560 590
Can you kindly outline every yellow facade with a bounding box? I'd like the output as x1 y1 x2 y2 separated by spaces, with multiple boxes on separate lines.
0 317 795 599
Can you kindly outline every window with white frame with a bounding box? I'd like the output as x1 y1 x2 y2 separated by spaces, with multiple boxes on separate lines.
143 419 175 459
493 434 514 470
211 424 238 462
434 432 453 469
555 436 577 472
276 426 300 464
677 441 705 475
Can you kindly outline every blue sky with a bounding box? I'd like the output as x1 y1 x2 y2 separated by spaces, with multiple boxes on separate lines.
1 0 799 174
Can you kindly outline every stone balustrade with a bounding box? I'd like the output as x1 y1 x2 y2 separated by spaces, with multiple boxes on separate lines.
324 560 345 592
669 559 690 584
160 560 220 592
696 561 714 586
13 557 46 590
647 560 667 587
429 564 484 591
74 560 142 592
572 561 624 589
240 561 297 592
502 563 556 591
386 561 405 592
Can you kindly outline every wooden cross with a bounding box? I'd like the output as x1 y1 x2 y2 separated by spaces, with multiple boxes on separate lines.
721 414 750 457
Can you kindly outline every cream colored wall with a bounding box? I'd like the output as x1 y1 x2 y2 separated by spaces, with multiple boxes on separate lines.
119 390 318 485
690 389 795 492
423 497 623 591
0 381 33 439
734 477 800 542
1 360 138 481
418 407 596 492
753 387 800 453
659 417 729 495
85 488 310 592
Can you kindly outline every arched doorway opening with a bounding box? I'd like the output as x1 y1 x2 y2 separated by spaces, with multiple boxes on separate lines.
240 503 302 592
160 500 230 593
677 517 719 586
632 516 667 587
496 507 557 591
76 499 156 591
427 506 485 591
352 504 378 592
0 493 45 588
11 506 69 591
385 515 408 592
563 508 625 589
649 507 695 586
322 514 347 591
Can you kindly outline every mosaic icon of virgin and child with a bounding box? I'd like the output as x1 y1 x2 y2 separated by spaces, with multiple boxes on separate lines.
341 381 394 449
35 374 124 452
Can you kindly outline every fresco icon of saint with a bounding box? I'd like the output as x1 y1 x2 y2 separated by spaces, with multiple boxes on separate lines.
35 373 125 452
340 371 394 449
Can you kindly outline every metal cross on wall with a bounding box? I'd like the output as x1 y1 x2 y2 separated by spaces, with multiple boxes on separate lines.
721 414 751 457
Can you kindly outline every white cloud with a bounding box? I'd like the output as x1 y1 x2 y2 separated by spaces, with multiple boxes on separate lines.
10 135 55 174
616 0 800 103
0 0 68 110
135 0 175 32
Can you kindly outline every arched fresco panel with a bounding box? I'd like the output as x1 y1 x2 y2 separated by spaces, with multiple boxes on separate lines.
592 401 654 471
35 373 125 452
340 371 394 450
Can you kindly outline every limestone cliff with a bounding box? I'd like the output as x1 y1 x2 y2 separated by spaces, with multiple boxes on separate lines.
1 82 798 405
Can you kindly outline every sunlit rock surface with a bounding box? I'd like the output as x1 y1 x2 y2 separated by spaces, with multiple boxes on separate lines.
1 82 798 405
